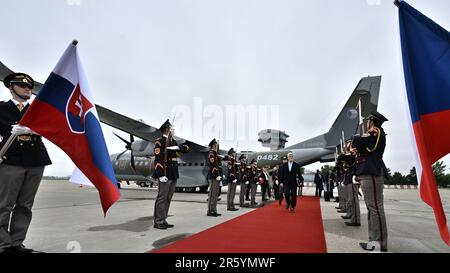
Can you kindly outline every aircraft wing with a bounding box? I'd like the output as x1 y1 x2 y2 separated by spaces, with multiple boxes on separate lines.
96 105 161 141
1 61 209 152
96 105 209 152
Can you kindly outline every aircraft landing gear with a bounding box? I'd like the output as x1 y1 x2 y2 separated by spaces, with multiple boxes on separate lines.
185 187 197 193
139 182 148 188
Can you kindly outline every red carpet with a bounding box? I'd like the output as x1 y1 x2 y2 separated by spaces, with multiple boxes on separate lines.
153 196 327 253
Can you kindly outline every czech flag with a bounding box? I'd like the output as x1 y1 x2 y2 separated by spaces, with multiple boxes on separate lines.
398 1 450 245
20 41 121 216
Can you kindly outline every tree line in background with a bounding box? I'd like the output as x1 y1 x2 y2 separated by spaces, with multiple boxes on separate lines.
319 161 450 189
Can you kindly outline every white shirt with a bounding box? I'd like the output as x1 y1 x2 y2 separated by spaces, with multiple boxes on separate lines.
288 161 293 172
11 99 29 109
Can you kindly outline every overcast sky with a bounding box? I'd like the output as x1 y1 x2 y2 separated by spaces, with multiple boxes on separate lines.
1 0 450 176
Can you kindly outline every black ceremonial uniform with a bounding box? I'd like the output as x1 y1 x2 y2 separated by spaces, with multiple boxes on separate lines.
152 136 189 181
226 152 238 211
248 163 259 206
207 139 222 216
0 101 51 167
239 156 249 207
208 149 221 180
352 128 386 177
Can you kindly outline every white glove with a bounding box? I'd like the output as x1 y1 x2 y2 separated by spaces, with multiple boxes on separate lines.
245 181 249 185
166 146 180 151
220 181 223 187
159 176 168 183
275 180 279 184
216 176 222 181
233 179 237 183
11 125 34 135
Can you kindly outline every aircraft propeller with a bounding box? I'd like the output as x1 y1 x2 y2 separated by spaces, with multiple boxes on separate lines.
114 132 136 171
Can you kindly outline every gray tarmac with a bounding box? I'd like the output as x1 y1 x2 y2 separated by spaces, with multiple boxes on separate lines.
24 180 450 253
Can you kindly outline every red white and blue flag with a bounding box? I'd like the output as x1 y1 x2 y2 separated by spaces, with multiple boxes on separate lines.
20 41 121 215
398 1 450 245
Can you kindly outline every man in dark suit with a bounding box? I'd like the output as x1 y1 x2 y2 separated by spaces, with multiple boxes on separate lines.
0 73 52 253
278 152 303 212
314 170 324 197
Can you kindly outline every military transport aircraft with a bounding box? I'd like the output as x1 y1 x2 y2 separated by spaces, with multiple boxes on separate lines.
1 61 381 193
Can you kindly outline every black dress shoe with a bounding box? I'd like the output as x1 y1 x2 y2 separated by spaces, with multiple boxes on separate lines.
359 242 375 251
240 204 249 208
335 207 342 210
345 222 361 227
341 215 351 220
207 212 221 217
154 223 167 230
227 208 239 211
337 210 347 213
164 223 174 228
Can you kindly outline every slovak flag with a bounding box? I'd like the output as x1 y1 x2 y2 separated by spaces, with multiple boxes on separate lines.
398 1 450 245
20 41 121 215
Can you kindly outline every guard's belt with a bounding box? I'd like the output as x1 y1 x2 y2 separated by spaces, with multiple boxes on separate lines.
17 135 39 142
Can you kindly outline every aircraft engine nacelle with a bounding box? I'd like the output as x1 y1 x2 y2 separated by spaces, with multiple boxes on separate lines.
131 140 155 157
258 129 290 151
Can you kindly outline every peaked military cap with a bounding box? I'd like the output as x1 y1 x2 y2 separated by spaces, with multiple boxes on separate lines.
158 119 172 131
250 159 257 164
208 138 218 147
239 154 247 160
3 73 34 89
369 111 388 124
227 148 235 155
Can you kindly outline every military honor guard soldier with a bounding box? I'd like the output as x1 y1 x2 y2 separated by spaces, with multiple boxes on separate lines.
249 159 259 207
238 154 250 208
226 148 239 211
207 139 222 217
152 120 190 229
352 111 389 252
338 143 361 227
0 73 52 253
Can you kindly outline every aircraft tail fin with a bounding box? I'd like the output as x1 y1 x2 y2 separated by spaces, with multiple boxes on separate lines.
286 76 382 150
